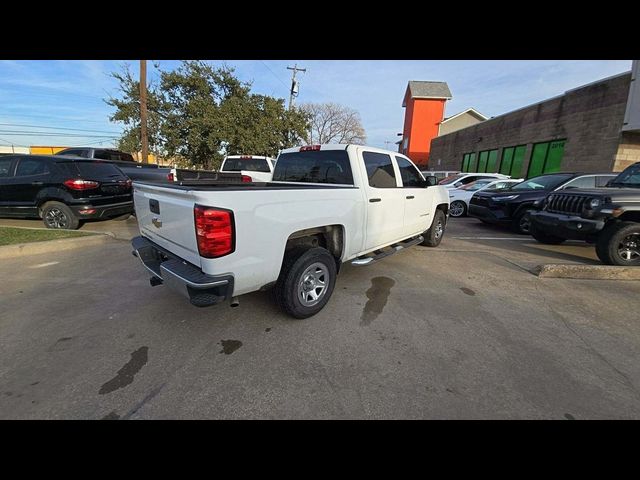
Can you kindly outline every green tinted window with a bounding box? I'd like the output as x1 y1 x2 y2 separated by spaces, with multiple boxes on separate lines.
477 151 488 173
468 152 477 172
486 149 498 173
545 140 565 173
528 142 549 178
461 153 470 172
500 147 514 175
511 145 526 178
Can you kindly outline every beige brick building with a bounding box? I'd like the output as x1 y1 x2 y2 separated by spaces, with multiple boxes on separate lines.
429 61 640 178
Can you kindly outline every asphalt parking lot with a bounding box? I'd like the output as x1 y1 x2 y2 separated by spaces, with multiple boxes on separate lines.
1 216 640 419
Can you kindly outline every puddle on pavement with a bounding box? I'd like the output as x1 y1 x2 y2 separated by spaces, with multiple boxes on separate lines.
99 346 148 395
360 276 395 326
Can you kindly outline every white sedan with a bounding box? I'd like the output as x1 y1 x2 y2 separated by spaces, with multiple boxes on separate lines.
448 178 523 217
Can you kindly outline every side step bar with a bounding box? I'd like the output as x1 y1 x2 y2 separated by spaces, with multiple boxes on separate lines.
351 235 424 266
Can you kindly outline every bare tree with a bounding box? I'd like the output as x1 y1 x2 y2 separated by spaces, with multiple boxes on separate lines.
300 102 366 145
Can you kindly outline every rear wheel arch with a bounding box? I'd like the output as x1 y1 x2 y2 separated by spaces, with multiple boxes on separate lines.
284 225 345 263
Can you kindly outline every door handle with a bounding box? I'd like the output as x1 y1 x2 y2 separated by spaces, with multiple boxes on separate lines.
406 195 415 199
31 181 44 186
369 198 382 203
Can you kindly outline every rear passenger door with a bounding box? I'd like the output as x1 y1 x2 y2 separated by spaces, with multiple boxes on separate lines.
9 157 53 211
0 156 17 215
395 156 431 237
361 150 405 250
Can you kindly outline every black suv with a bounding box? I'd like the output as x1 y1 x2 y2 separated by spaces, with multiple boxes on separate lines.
468 172 616 234
530 162 640 266
0 154 133 229
55 147 172 183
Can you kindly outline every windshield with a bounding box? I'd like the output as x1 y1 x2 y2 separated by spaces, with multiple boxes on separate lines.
609 164 640 188
460 180 492 191
511 174 573 191
439 173 466 185
222 157 270 172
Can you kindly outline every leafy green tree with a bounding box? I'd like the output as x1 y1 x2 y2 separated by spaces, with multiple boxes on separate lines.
105 63 165 156
106 61 310 169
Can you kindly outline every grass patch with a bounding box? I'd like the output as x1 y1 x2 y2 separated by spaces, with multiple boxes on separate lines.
0 227 93 246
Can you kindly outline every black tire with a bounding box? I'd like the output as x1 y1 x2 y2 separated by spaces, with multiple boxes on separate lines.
595 222 640 266
512 210 531 235
530 223 567 244
449 200 467 218
421 209 446 247
41 201 80 230
274 246 337 319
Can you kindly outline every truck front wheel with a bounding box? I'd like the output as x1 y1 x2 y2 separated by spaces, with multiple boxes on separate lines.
596 222 640 266
421 209 446 247
275 247 337 319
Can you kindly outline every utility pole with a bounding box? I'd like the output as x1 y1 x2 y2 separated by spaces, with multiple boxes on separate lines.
287 64 306 110
139 60 149 164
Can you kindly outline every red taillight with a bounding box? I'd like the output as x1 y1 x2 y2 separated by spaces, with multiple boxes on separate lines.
194 205 234 258
167 172 174 182
241 175 252 183
64 179 100 190
300 145 321 152
125 179 132 188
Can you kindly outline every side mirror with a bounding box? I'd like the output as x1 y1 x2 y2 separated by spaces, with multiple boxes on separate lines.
423 176 438 187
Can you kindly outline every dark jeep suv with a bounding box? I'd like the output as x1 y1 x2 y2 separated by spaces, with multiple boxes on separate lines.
530 162 640 266
0 154 133 229
468 172 616 234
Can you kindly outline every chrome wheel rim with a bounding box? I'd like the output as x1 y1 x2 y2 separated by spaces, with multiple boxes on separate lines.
617 234 640 262
449 201 465 217
45 208 69 229
434 220 444 240
297 262 329 307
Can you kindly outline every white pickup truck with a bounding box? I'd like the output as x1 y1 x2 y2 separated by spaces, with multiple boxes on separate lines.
219 155 276 183
131 144 450 318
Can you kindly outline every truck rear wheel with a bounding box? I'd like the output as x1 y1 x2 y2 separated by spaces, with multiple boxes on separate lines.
421 209 446 247
275 247 337 319
596 222 640 266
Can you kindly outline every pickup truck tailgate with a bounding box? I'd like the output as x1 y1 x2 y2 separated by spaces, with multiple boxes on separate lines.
133 183 201 267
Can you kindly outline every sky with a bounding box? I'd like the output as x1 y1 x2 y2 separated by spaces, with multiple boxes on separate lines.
0 60 632 151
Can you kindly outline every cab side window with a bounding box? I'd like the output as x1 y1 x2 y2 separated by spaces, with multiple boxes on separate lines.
363 152 397 188
395 156 423 188
15 158 49 176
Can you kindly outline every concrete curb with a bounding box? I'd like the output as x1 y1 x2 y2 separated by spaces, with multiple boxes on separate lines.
0 234 113 259
533 264 640 280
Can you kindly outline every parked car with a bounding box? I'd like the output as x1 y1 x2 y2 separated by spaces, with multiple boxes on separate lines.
448 178 523 217
131 144 450 318
529 162 640 266
469 172 617 234
438 172 511 189
421 170 460 182
219 155 276 182
55 147 174 183
0 154 133 229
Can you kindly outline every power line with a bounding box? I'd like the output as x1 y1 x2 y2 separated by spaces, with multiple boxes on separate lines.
0 131 119 138
0 137 27 147
0 122 122 135
260 61 289 89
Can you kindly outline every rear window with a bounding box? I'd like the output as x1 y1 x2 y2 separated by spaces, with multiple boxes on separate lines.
59 161 125 178
273 150 353 185
512 174 573 191
94 150 134 162
223 157 270 173
439 173 466 185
